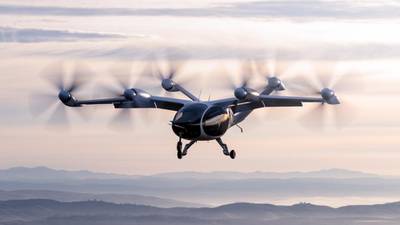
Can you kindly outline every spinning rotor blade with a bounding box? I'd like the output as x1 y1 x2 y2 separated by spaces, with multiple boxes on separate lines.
47 103 69 127
30 93 59 116
254 52 288 79
299 104 327 129
109 63 133 91
288 62 364 95
109 108 134 130
103 61 164 129
296 62 363 129
147 51 198 96
155 59 183 80
42 62 92 93
100 60 157 97
42 62 65 91
30 62 93 128
239 59 255 88
105 62 138 96
299 100 357 130
253 52 293 94
218 60 255 91
150 49 187 81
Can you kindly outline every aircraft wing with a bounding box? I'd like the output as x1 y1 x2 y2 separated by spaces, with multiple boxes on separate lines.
75 95 191 111
212 95 324 113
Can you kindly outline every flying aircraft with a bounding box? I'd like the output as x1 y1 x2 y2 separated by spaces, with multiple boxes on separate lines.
32 59 351 159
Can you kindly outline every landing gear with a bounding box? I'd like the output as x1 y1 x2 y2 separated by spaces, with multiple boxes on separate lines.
176 137 235 159
216 138 236 159
176 136 197 159
177 137 183 159
182 140 197 156
229 150 236 159
177 149 183 159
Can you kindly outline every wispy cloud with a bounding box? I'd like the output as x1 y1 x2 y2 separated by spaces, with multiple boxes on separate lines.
0 1 399 20
0 27 125 43
20 42 400 61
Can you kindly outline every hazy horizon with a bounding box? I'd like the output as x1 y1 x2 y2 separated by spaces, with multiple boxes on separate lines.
2 165 400 207
0 165 390 177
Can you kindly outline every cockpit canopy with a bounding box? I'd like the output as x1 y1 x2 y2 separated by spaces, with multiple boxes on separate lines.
172 103 230 140
172 103 208 139
174 103 207 124
202 106 230 137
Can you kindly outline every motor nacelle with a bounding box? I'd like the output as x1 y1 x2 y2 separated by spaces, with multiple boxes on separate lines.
114 88 153 108
123 88 136 100
58 90 79 107
320 88 340 105
234 87 260 101
267 77 285 91
162 79 179 92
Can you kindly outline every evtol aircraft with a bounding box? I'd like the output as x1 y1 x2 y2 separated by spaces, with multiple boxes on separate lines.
33 57 353 159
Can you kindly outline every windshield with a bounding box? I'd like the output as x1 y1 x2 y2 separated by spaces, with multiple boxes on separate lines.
202 106 230 136
174 103 208 124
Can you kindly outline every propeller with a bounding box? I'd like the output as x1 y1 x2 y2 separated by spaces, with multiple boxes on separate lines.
253 52 291 94
215 59 260 101
30 62 93 128
298 62 364 129
97 62 149 130
98 50 193 130
251 53 299 120
101 59 178 130
147 50 201 100
149 50 199 96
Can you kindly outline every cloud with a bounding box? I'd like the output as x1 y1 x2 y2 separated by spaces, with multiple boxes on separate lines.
0 1 399 20
0 27 125 43
22 42 400 61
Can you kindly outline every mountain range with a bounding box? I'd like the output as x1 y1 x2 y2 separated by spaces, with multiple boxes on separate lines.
1 199 400 225
0 166 379 181
0 190 205 208
0 167 398 206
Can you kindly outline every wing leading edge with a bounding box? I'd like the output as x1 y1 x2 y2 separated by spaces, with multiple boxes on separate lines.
68 89 191 112
212 95 324 113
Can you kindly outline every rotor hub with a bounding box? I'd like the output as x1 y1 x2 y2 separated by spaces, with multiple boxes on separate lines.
321 88 335 99
58 90 72 103
161 79 175 91
123 89 137 100
268 77 280 86
234 87 248 100
268 77 285 91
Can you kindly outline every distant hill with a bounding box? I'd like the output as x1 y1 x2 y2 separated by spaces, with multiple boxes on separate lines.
0 190 206 208
0 167 379 181
0 167 398 207
0 166 135 181
1 199 400 225
153 168 378 179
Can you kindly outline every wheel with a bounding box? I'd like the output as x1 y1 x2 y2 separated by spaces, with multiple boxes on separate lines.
177 141 183 159
177 149 183 159
229 150 236 159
